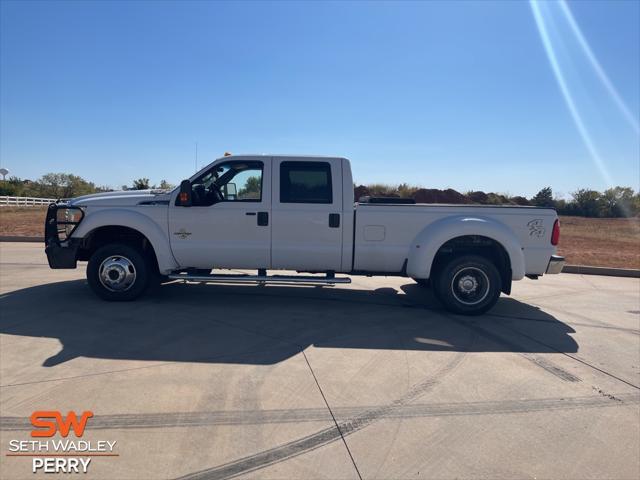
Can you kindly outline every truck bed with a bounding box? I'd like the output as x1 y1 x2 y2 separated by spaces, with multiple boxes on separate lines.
352 203 557 275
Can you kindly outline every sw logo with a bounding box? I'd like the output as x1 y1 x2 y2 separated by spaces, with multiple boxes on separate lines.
30 410 93 437
6 410 117 474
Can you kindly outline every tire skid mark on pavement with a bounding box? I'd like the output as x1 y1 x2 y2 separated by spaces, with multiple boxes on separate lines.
489 311 640 336
519 354 581 382
441 314 583 383
171 350 469 480
3 393 637 432
488 314 640 390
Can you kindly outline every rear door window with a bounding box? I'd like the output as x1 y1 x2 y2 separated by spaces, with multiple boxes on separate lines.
280 162 332 204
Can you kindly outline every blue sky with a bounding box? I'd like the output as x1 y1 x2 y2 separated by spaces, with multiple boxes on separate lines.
1 0 638 198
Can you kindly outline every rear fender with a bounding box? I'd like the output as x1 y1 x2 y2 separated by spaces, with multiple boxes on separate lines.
406 215 525 280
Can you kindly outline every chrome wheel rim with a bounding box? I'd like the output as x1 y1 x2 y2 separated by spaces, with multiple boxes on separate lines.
99 255 137 292
451 266 490 306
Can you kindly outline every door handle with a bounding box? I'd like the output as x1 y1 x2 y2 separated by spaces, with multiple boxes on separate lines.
257 212 269 226
329 213 340 228
245 212 256 216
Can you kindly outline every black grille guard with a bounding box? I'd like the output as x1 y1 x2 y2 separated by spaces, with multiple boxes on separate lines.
44 202 84 245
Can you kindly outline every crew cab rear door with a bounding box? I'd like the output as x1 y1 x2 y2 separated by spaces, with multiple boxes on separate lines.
271 158 343 271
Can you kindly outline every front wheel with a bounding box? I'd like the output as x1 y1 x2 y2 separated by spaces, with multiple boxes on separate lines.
433 255 501 315
87 243 150 301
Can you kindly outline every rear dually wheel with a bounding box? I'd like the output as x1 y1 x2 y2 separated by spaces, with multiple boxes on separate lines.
433 254 501 315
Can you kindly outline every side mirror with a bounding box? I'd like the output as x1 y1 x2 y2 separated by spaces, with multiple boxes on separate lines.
177 180 192 207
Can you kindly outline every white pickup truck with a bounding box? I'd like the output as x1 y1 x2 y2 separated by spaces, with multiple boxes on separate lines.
45 154 564 315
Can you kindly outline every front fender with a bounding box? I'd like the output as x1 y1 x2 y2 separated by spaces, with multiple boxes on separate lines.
406 215 525 280
72 208 178 274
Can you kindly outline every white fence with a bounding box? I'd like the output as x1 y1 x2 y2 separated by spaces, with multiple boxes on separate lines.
0 196 56 206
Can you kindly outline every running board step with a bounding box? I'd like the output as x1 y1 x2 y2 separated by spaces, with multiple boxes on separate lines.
167 273 351 285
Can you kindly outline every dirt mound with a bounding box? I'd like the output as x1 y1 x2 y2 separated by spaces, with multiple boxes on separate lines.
354 186 523 206
511 196 530 206
412 188 471 204
467 191 488 203
354 185 370 201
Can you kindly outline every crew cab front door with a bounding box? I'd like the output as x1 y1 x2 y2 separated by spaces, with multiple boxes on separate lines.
168 159 271 269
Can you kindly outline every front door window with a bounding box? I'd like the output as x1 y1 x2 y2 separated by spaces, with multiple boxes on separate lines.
190 161 263 206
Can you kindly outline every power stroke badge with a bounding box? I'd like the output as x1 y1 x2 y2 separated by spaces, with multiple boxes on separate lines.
173 228 192 239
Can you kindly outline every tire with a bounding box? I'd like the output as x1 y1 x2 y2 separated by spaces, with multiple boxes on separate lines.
413 278 430 288
433 254 501 315
87 243 150 301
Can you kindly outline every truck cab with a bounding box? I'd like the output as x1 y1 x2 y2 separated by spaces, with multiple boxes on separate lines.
169 155 354 273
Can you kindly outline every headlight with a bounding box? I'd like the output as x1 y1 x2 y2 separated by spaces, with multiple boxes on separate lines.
55 207 84 241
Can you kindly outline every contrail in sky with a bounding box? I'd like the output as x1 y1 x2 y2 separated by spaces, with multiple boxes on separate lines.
529 0 614 186
559 0 640 135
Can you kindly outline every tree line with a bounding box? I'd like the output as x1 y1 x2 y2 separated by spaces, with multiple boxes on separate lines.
356 184 640 218
529 186 639 218
0 174 175 199
1 172 638 218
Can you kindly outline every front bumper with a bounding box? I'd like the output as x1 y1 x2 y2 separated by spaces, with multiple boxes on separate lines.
45 241 80 269
44 203 82 269
546 255 565 274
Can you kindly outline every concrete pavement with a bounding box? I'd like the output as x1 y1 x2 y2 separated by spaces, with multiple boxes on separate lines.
0 242 639 479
